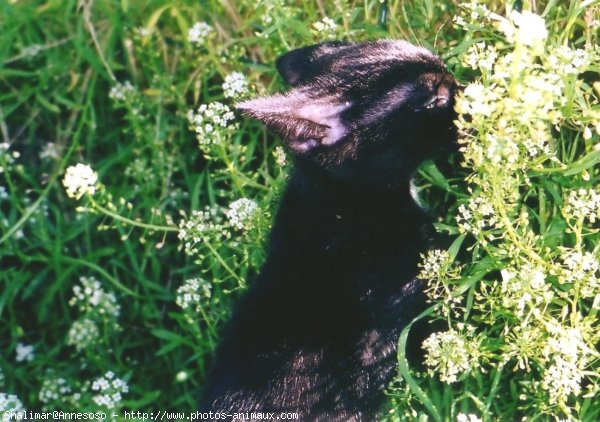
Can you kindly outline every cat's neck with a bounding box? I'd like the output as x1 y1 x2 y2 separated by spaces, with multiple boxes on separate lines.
286 160 423 218
266 161 431 262
261 160 431 299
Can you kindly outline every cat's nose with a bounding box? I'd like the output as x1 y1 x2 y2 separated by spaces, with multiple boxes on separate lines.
434 75 457 107
435 84 451 107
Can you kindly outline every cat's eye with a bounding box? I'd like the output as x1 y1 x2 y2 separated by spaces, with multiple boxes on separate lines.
419 79 453 111
420 94 449 110
423 97 438 109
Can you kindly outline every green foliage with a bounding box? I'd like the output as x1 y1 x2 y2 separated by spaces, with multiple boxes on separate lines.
0 0 459 413
1 0 599 420
393 2 600 421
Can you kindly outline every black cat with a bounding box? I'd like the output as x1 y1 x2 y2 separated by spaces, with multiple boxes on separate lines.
199 40 458 421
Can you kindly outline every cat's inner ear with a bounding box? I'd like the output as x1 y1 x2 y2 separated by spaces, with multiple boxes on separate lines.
276 42 347 87
237 92 350 154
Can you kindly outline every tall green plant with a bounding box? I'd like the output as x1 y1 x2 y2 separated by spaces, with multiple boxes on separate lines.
396 2 600 420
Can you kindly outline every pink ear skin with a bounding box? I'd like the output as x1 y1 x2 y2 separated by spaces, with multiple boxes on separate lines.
236 93 351 154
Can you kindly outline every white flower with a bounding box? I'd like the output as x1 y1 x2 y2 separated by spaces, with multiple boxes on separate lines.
108 81 135 102
547 46 592 75
422 329 477 383
539 321 591 404
69 276 120 321
457 414 483 422
462 42 497 71
67 318 100 351
273 146 287 166
62 163 98 199
39 376 72 404
222 71 249 99
226 198 259 230
92 371 128 409
456 195 498 236
176 277 212 311
15 342 34 362
542 356 583 404
499 11 547 47
497 18 516 42
135 27 150 37
456 83 497 117
40 142 62 160
187 102 236 146
563 188 600 223
188 22 213 45
418 249 451 280
511 11 548 46
312 17 338 35
177 207 228 256
0 393 25 418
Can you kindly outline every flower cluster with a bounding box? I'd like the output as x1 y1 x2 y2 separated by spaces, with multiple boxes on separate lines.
498 264 551 318
563 188 600 224
540 322 590 405
187 102 236 147
312 17 338 37
178 207 228 257
69 276 121 321
0 393 25 417
456 414 483 422
91 371 128 409
456 194 500 238
498 11 548 50
418 249 451 280
39 376 72 405
108 81 136 102
418 3 600 419
461 42 497 72
62 163 98 200
225 198 259 230
273 146 287 167
419 249 463 318
454 12 599 181
67 276 120 352
422 328 478 384
546 45 593 76
0 141 20 175
176 277 212 313
558 249 600 297
15 342 34 362
135 27 150 38
67 318 100 352
40 141 62 161
222 71 249 99
188 22 213 45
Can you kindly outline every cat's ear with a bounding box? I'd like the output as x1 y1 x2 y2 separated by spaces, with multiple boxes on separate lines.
276 42 347 87
237 92 350 154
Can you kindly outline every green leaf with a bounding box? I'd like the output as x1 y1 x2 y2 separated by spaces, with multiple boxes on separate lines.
563 150 600 176
397 305 442 422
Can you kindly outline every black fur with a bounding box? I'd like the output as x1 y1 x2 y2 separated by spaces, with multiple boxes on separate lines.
199 40 458 421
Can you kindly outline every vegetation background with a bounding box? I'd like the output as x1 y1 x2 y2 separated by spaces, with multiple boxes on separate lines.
1 0 598 420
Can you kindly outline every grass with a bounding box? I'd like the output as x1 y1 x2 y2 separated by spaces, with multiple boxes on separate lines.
1 0 599 420
0 0 458 413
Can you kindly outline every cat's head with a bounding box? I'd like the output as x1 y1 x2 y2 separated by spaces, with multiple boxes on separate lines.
238 40 458 184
